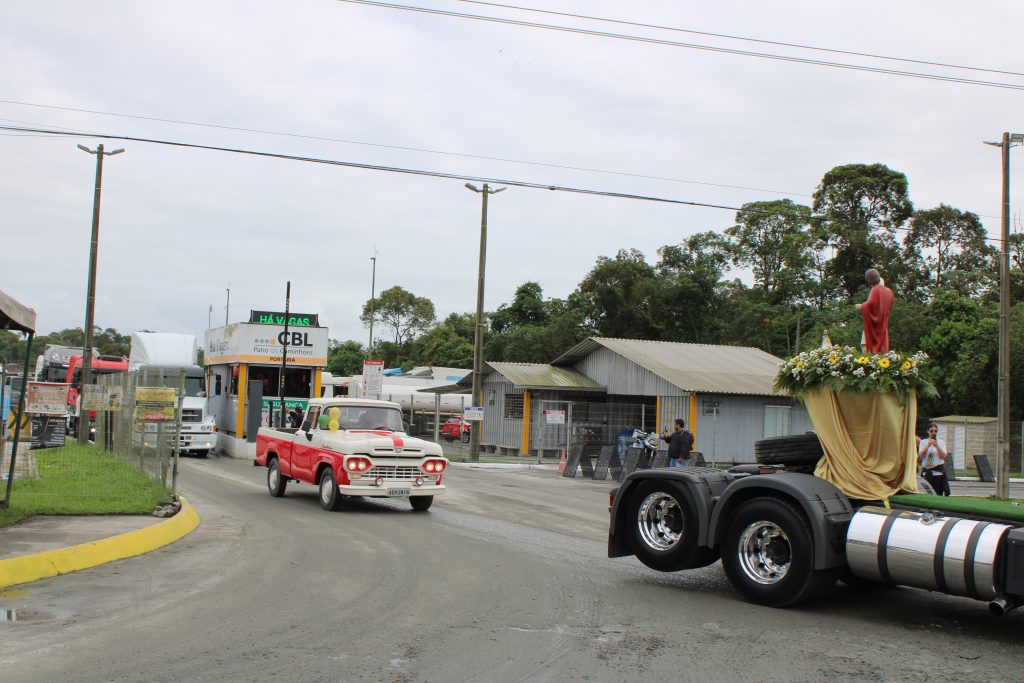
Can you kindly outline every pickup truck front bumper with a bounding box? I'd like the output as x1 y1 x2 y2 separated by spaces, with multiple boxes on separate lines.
338 482 446 498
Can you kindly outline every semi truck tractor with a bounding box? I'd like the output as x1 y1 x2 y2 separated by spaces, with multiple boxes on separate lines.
608 435 1024 615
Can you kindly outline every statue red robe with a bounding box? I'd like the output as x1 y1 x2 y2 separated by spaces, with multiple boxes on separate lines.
862 283 894 352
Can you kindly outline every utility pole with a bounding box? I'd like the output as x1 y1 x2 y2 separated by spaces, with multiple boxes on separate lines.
225 284 231 325
465 182 505 462
77 143 124 445
985 131 1022 499
368 254 377 359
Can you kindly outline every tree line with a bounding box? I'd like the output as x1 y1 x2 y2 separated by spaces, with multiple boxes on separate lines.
331 162 1022 420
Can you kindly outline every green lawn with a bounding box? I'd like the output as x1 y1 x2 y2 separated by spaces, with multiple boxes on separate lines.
891 493 1024 522
0 443 167 527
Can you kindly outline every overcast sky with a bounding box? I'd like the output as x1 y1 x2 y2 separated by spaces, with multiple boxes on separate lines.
2 1 1022 347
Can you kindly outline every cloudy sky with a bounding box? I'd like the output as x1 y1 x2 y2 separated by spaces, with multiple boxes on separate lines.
2 1 1022 347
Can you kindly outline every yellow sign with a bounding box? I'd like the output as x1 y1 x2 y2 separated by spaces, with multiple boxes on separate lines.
135 387 177 422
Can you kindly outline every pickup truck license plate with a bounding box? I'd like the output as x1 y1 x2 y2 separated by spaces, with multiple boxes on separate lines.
387 488 411 497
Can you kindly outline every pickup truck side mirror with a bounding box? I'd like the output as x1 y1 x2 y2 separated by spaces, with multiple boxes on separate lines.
305 430 314 441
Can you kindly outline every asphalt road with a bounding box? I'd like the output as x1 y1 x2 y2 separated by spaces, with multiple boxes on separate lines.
1 457 1022 683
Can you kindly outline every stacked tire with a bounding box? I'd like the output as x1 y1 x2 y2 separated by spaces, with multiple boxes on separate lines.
753 433 823 474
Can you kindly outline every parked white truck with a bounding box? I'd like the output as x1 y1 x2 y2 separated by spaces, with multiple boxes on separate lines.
130 332 216 456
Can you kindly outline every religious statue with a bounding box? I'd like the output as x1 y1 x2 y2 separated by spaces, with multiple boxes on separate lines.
854 269 894 353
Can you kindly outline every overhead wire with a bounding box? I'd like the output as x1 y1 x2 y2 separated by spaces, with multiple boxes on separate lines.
454 0 1024 78
1 123 1009 244
0 99 810 198
336 0 1024 91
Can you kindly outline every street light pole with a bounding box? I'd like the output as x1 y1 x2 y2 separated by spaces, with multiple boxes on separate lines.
985 131 1022 499
368 254 377 359
77 143 123 445
465 182 505 462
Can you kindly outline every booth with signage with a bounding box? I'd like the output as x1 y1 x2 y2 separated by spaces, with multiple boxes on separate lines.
204 311 328 458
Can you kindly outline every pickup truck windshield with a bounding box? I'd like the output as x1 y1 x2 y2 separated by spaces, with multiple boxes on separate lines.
319 406 405 432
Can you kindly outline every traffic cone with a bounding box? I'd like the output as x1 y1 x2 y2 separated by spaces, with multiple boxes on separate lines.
557 448 567 475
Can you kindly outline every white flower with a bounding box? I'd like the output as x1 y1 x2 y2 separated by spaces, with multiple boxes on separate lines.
853 367 866 377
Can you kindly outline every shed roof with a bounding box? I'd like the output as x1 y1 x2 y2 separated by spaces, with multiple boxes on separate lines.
932 415 997 424
0 290 36 334
553 337 784 396
454 362 605 392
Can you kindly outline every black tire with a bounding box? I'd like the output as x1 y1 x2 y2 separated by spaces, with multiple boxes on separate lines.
626 480 719 571
267 458 287 497
720 496 838 607
461 431 471 444
754 434 823 468
318 467 343 511
410 496 434 511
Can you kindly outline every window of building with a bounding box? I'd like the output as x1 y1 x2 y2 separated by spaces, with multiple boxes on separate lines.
764 405 791 438
504 393 524 419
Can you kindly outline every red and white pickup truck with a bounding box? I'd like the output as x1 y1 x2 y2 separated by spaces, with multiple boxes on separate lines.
254 398 448 511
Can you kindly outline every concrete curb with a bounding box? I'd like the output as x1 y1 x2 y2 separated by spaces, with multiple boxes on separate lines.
0 497 200 590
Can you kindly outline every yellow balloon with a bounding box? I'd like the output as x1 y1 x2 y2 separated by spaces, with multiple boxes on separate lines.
329 407 341 420
328 419 340 432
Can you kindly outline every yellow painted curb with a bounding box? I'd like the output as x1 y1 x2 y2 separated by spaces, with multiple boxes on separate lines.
0 497 200 589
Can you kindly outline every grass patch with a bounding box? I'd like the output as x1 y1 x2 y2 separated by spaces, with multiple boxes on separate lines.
0 443 167 527
891 493 1024 522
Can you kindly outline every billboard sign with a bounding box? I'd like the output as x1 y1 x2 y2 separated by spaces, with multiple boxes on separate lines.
25 382 71 416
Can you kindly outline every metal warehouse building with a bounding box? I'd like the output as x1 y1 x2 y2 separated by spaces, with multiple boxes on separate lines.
458 337 811 464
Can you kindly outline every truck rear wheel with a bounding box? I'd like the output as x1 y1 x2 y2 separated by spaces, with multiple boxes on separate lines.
627 480 718 571
319 467 343 511
267 458 287 497
410 496 433 511
721 496 838 607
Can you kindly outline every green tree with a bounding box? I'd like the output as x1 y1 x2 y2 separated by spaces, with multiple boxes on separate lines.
575 249 659 338
490 282 548 334
326 339 366 376
649 232 730 343
812 163 913 298
902 205 995 299
417 313 475 368
725 199 814 304
360 286 436 346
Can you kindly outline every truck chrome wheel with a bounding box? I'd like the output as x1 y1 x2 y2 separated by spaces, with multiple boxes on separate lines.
736 520 791 585
320 477 333 504
636 491 683 551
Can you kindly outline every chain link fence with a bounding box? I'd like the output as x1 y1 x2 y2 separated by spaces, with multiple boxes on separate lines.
1 368 186 510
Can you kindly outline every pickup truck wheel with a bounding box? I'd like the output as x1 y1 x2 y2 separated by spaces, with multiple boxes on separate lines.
267 458 287 497
721 497 838 607
627 480 718 571
319 468 343 511
460 432 471 444
410 496 433 511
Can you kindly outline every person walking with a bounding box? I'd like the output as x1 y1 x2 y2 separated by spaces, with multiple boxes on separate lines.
918 423 950 496
662 418 694 467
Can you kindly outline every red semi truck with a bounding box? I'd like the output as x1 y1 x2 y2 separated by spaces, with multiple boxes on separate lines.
66 353 129 438
255 398 448 512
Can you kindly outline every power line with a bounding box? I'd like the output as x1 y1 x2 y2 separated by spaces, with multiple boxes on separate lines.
0 124 743 211
2 123 1009 244
337 0 1024 91
0 98 810 198
455 0 1024 78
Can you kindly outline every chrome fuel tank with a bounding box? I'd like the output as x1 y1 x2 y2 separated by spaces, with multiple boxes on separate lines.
846 506 1012 601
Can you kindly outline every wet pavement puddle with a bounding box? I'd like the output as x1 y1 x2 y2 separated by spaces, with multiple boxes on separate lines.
0 608 54 622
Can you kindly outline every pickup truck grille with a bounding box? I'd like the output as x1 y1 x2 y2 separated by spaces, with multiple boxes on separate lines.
367 465 423 481
372 447 423 455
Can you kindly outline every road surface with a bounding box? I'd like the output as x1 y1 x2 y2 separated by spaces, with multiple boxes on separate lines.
1 456 1021 682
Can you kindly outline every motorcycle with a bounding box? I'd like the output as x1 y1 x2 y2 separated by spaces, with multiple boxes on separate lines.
630 428 660 467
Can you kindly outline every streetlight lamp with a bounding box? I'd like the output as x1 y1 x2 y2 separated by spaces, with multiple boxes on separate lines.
983 131 1022 499
465 182 505 462
77 143 124 445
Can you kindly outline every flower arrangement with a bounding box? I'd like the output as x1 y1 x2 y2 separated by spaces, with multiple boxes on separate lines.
774 345 936 400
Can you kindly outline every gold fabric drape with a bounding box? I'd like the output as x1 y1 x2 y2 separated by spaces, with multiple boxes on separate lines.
804 387 919 500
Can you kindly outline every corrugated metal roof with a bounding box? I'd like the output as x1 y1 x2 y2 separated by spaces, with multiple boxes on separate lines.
932 415 997 424
553 337 784 397
472 362 605 392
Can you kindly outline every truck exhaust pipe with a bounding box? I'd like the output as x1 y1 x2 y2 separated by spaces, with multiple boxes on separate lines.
989 595 1021 617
